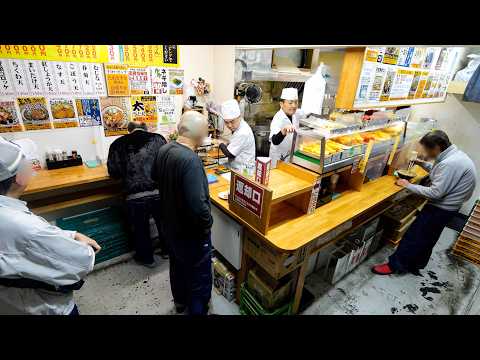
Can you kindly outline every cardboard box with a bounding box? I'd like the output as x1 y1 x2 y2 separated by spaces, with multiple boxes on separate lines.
212 257 236 302
255 157 271 185
247 267 294 310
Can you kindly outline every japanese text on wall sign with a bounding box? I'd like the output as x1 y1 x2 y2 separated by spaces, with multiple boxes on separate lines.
232 174 264 218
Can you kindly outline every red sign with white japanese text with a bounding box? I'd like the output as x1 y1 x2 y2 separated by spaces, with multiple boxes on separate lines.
232 173 264 218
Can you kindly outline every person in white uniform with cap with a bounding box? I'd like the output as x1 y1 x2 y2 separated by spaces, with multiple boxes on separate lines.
0 141 100 315
269 88 305 167
218 99 256 172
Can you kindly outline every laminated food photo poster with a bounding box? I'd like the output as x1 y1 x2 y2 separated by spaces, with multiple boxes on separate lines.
17 96 52 130
76 98 102 127
128 66 151 95
150 67 169 95
49 97 79 129
0 99 23 132
100 97 130 136
168 69 184 95
130 95 158 132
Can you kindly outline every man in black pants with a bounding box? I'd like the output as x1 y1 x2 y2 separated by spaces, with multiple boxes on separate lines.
152 111 213 315
373 130 477 275
108 121 168 268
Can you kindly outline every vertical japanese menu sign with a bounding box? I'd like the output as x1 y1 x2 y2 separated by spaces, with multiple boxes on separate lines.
150 67 169 95
104 64 130 96
353 47 459 108
0 60 14 96
17 97 51 131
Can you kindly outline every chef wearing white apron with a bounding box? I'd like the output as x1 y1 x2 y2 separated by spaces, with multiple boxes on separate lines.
218 99 255 172
269 88 304 167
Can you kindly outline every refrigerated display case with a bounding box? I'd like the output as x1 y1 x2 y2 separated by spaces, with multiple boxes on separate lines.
290 115 406 175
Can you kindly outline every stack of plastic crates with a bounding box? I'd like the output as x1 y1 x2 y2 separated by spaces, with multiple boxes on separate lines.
239 283 292 315
56 207 131 265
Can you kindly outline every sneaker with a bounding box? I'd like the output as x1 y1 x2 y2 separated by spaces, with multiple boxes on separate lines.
371 263 394 275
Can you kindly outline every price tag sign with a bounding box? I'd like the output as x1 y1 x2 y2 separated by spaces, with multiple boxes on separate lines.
351 156 362 174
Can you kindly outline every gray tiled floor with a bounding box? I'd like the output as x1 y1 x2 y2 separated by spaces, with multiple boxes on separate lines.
76 228 480 315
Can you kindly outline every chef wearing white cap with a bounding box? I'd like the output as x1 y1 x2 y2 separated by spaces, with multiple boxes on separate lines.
0 140 100 315
218 99 255 172
269 88 304 167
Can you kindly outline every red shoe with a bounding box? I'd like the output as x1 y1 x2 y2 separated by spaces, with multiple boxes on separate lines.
372 263 394 275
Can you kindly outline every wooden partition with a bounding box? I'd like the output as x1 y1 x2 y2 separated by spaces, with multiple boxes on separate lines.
228 162 319 235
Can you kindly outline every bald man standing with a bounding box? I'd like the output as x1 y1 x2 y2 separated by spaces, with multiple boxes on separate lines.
152 111 213 315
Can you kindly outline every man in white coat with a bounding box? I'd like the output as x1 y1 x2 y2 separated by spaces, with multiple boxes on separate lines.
218 99 256 172
0 141 100 315
269 88 304 167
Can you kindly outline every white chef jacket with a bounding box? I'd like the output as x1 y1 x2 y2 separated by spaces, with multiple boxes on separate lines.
0 195 95 315
226 118 256 172
268 108 304 167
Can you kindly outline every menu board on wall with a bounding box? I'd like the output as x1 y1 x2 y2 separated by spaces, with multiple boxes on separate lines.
353 47 460 109
128 67 151 95
76 98 102 127
0 99 23 132
17 96 52 131
101 97 130 137
104 64 130 96
49 98 78 129
130 95 158 132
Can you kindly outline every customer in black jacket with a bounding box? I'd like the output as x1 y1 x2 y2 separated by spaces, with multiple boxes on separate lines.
152 111 213 315
107 121 168 267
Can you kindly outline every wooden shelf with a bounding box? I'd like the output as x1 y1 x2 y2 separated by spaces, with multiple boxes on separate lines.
29 190 121 216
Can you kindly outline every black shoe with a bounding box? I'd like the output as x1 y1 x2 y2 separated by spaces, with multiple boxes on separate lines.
175 304 187 314
410 269 423 277
134 257 159 269
159 251 169 260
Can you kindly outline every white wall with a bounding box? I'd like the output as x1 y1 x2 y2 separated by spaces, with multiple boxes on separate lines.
1 45 223 165
213 46 235 104
411 94 480 213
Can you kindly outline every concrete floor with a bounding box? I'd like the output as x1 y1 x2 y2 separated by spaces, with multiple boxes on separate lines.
76 228 480 315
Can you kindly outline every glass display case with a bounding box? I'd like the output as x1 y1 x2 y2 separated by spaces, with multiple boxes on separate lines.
291 115 406 175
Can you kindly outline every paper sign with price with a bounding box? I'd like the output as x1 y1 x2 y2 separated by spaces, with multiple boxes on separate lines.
232 173 264 218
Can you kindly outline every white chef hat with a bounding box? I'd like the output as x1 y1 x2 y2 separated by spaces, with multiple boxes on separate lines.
280 88 298 101
221 99 241 121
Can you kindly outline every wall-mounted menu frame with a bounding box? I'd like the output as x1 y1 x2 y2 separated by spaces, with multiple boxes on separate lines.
352 47 460 109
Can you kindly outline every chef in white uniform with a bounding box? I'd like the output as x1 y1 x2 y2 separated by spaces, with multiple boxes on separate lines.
269 88 304 167
218 99 256 172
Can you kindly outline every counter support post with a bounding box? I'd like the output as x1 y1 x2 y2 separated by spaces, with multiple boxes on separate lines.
292 259 309 314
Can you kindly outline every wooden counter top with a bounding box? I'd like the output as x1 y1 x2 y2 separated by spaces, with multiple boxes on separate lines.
207 167 428 252
24 164 112 195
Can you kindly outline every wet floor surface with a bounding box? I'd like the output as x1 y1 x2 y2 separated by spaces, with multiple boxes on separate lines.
76 228 480 315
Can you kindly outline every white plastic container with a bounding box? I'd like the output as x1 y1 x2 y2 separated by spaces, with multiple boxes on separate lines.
301 63 326 116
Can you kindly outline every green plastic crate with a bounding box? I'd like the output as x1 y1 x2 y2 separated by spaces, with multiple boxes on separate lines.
239 283 292 316
57 207 132 264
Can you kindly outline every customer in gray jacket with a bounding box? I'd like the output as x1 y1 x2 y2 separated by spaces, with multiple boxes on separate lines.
0 140 100 315
373 130 477 275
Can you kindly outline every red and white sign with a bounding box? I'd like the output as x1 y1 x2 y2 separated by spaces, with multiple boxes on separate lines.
232 173 264 218
255 157 271 185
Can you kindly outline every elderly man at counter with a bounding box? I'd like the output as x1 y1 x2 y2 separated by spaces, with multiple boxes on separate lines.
217 99 256 172
107 121 168 268
269 88 305 167
152 111 213 315
0 141 100 315
373 130 477 276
